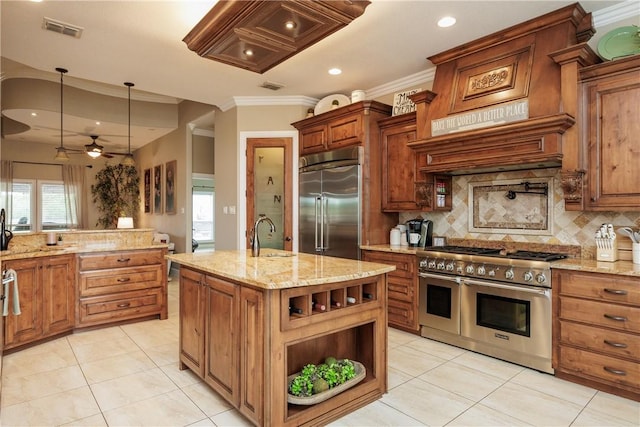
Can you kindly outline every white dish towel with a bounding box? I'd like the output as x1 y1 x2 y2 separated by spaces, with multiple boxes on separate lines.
3 268 20 316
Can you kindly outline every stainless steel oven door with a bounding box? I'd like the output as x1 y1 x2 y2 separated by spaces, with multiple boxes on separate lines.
418 272 461 335
461 278 551 361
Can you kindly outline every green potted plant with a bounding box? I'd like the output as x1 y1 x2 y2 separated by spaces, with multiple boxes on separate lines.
91 164 140 229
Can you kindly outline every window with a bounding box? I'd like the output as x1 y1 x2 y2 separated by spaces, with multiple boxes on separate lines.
193 190 214 243
10 179 76 232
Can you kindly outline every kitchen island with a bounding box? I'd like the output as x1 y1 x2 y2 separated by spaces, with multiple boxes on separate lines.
167 249 394 427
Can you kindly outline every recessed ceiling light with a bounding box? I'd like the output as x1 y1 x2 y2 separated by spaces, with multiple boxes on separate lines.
285 20 296 30
328 68 342 75
95 121 101 125
438 16 456 28
244 48 254 56
31 112 38 117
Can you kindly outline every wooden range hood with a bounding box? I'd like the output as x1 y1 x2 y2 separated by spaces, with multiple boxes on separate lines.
183 0 370 74
408 3 597 175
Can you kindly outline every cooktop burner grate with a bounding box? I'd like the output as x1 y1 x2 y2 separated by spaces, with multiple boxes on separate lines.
505 251 567 261
427 246 502 255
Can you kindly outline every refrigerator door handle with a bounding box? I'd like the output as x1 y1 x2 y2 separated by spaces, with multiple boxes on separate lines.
322 195 328 250
315 196 322 251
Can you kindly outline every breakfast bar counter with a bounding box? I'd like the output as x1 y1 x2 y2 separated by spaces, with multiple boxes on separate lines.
167 249 393 426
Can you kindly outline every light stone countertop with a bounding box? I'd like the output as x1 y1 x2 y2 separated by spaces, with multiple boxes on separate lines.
360 244 418 255
1 243 168 262
167 249 396 290
551 258 640 277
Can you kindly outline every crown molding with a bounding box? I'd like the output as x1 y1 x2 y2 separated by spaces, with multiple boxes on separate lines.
592 0 639 27
218 95 318 112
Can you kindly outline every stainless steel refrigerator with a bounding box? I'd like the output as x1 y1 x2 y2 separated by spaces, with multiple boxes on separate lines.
299 146 361 260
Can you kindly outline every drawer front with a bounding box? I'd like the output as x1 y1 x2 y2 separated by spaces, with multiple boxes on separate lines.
388 298 417 330
362 251 415 279
560 297 640 333
78 249 164 271
328 114 362 148
559 346 640 391
78 288 162 327
79 266 163 296
387 276 415 302
559 320 639 361
558 271 640 305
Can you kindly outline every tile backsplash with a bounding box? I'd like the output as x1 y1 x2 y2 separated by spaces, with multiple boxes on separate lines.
400 168 640 259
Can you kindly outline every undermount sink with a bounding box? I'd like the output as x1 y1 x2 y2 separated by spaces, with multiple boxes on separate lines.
261 252 296 258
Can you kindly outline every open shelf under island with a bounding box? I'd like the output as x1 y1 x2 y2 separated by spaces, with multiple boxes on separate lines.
167 249 395 426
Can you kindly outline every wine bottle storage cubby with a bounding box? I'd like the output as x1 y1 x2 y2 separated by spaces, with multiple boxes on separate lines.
281 277 382 330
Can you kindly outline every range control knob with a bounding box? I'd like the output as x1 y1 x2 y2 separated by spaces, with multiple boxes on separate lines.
465 264 475 274
446 262 455 271
436 261 446 270
428 259 436 269
523 271 534 282
505 268 514 280
476 265 486 276
419 259 428 268
536 273 547 284
488 269 496 277
456 265 464 274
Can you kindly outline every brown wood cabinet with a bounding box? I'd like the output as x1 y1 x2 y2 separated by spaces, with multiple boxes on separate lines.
179 265 388 426
362 250 419 333
553 269 640 401
292 101 397 246
580 55 640 210
3 254 75 350
77 248 167 328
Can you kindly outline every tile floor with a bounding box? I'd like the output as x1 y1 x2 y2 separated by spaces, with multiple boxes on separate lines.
1 275 638 426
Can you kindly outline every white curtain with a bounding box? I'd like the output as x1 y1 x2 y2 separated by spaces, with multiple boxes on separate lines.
62 164 87 229
0 160 13 226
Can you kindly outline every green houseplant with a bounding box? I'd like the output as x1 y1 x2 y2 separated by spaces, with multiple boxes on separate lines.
91 164 140 229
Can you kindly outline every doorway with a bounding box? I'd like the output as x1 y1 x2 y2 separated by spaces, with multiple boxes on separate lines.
246 137 293 251
192 174 215 252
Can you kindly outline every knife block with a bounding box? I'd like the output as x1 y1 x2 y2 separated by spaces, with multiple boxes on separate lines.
596 239 618 262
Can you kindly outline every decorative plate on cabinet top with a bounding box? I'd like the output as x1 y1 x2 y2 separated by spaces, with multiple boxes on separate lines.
597 25 640 60
314 94 350 116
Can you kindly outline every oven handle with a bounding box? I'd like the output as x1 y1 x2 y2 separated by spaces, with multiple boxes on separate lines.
462 278 550 296
418 272 461 284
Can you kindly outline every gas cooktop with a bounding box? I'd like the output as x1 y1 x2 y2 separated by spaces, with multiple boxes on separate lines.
422 246 567 262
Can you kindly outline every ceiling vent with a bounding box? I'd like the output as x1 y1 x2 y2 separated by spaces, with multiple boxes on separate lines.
42 17 83 38
260 81 284 91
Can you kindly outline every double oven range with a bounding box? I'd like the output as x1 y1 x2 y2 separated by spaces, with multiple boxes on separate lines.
417 246 566 374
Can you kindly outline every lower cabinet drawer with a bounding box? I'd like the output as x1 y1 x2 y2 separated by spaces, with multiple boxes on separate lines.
78 288 162 327
388 277 414 302
78 249 164 270
559 297 640 333
560 321 640 361
79 266 163 296
558 346 640 391
388 298 416 330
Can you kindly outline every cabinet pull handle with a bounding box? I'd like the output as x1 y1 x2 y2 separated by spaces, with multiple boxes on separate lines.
603 366 626 376
604 314 627 322
116 302 131 308
604 288 627 295
117 258 131 262
117 278 130 282
604 340 627 349
427 154 433 164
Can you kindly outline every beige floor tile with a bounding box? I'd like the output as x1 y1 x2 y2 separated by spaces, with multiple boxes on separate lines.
71 335 140 364
143 341 180 367
209 408 254 426
160 362 203 388
60 413 108 427
181 381 234 417
583 391 640 425
481 382 582 426
571 407 638 427
2 338 77 379
120 318 175 336
67 325 129 347
387 365 414 390
328 400 426 426
0 386 101 427
404 336 468 360
451 351 524 381
187 418 216 426
417 361 505 401
510 368 596 406
388 345 446 377
122 324 179 349
102 389 206 426
90 367 177 412
1 365 87 407
381 378 474 425
80 350 157 384
388 328 421 348
447 403 531 426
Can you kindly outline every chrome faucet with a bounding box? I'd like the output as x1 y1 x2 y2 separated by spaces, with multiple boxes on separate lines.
250 214 276 257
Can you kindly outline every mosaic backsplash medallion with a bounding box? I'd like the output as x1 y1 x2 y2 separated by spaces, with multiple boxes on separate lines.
400 168 640 259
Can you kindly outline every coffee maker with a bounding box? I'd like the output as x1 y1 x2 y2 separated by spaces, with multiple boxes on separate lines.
405 218 433 248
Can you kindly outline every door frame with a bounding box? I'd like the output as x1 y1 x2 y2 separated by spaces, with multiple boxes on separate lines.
238 131 298 252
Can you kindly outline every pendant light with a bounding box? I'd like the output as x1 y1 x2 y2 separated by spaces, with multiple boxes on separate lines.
121 82 135 166
85 135 104 158
54 67 70 161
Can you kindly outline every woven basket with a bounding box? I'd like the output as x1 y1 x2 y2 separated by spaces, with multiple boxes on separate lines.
287 361 366 405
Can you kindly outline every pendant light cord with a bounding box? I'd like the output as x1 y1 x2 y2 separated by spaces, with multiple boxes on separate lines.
124 82 134 156
56 67 68 149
